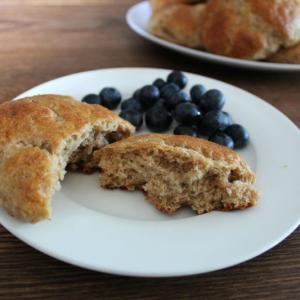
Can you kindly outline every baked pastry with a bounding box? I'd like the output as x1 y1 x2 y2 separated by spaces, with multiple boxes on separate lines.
95 134 258 215
150 0 206 12
268 42 300 63
0 95 134 222
149 0 300 62
149 3 206 48
201 0 300 60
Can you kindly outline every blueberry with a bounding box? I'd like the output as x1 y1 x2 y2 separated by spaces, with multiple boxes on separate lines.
119 110 143 130
197 111 232 136
99 87 122 110
173 102 201 125
145 106 172 132
140 85 160 110
167 70 187 89
160 83 180 100
152 98 167 109
223 111 233 126
174 125 198 137
82 94 101 105
224 124 250 148
199 89 225 113
190 84 206 105
121 98 143 112
209 132 234 149
165 91 190 110
153 78 166 90
133 89 141 101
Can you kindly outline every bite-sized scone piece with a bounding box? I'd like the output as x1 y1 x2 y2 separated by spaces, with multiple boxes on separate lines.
95 134 258 215
268 42 300 63
0 95 134 222
150 0 206 12
149 3 206 48
201 0 300 60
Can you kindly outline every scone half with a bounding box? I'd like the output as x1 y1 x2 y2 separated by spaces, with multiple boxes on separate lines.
95 134 258 215
0 95 135 222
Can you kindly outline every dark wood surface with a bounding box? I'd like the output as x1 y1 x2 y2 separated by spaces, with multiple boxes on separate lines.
0 1 299 299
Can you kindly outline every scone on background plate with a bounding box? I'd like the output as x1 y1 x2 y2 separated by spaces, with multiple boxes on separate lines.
0 95 134 223
268 42 300 64
149 3 206 49
201 0 300 60
149 0 300 62
150 0 206 12
95 134 258 215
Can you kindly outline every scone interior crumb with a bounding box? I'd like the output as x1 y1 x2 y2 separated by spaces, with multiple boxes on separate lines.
65 126 124 174
48 125 131 197
98 143 258 215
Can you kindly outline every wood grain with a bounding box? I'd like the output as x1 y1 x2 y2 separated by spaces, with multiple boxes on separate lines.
0 0 113 5
0 0 299 299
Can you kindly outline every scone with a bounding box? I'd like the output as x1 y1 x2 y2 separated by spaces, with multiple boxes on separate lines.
95 134 258 215
0 95 134 222
149 3 206 48
201 0 300 60
150 0 206 12
268 42 300 63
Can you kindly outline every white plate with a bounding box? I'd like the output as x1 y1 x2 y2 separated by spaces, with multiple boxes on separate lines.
0 68 299 277
126 1 300 71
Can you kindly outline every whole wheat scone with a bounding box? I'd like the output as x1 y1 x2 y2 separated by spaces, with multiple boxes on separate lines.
150 0 206 12
95 134 258 215
201 0 300 60
0 95 134 222
149 3 206 49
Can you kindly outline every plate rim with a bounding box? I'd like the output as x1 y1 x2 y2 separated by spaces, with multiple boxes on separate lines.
1 67 299 277
1 216 300 278
126 1 300 72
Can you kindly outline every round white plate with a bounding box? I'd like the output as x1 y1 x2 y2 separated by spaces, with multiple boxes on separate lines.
127 1 300 71
0 68 299 277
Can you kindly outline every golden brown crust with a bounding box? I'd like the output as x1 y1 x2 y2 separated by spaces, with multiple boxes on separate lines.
0 95 134 222
201 0 266 59
0 147 54 221
149 4 205 48
268 42 300 63
250 0 300 43
0 94 134 154
150 0 206 12
96 133 247 166
201 0 300 59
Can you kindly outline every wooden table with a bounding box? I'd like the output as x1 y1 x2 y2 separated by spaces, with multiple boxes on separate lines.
0 1 299 299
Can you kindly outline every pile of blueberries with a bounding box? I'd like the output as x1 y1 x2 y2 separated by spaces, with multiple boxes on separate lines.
82 71 249 149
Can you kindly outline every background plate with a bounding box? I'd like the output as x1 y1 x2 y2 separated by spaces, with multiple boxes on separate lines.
126 1 300 71
0 68 299 277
